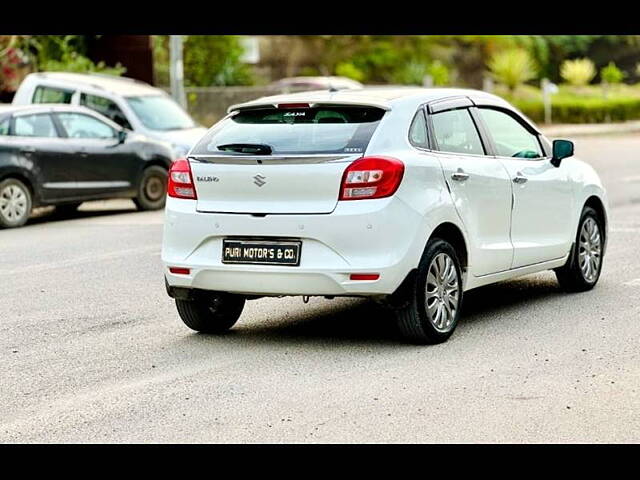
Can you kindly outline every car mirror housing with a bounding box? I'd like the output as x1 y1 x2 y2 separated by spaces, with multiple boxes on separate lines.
117 129 128 144
551 139 574 167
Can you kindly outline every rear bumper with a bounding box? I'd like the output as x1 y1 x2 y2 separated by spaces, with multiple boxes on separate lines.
161 196 428 296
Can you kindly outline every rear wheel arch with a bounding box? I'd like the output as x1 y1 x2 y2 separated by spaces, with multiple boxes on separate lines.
429 222 469 275
0 170 38 205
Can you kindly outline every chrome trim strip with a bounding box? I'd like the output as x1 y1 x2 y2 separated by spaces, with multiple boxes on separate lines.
42 181 130 189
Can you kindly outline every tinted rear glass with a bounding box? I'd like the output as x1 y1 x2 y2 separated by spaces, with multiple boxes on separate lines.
192 106 385 155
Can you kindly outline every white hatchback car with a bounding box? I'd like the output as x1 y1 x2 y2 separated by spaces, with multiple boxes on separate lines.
12 72 207 158
161 88 608 344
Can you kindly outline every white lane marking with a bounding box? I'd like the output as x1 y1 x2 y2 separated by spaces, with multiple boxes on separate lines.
0 245 161 276
623 278 640 287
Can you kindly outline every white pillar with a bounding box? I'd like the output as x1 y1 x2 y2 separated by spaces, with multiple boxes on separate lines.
169 35 187 109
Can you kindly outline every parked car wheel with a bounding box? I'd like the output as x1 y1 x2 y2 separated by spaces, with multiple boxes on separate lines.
175 292 246 333
555 206 604 292
393 238 463 344
134 166 167 211
0 178 32 228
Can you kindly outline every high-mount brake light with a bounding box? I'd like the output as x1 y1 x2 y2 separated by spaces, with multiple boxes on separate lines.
339 156 405 201
167 158 197 200
276 103 311 109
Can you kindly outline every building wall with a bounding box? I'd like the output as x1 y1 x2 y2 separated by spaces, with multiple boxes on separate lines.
87 36 154 84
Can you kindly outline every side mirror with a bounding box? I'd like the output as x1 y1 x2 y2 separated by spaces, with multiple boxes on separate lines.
117 129 128 144
551 139 574 167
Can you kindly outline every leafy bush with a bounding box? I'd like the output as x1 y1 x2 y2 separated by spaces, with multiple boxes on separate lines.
334 62 365 82
488 48 537 92
560 58 596 86
426 60 450 86
601 61 625 84
33 35 125 76
512 96 640 123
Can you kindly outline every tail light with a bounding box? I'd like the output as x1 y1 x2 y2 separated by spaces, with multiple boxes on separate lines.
168 158 197 200
339 156 404 201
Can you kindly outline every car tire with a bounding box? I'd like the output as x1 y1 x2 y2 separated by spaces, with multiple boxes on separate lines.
0 177 32 229
392 238 464 344
555 206 604 292
175 292 246 333
134 166 167 211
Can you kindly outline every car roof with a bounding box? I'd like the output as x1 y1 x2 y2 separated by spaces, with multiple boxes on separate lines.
228 87 512 113
0 104 123 129
26 72 161 97
227 86 538 132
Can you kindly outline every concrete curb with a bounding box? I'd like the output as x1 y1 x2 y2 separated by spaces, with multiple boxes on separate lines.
540 121 640 138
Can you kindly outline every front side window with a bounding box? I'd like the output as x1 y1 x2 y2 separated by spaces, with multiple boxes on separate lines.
431 109 484 155
126 95 196 131
409 109 428 148
80 93 132 130
13 114 58 138
56 113 116 139
32 86 74 104
478 108 543 159
192 106 385 156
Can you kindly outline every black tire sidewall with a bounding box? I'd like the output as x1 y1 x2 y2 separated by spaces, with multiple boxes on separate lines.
136 166 167 211
0 178 32 228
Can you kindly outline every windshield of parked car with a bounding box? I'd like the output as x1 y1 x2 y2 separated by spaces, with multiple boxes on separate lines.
126 95 196 131
191 106 385 155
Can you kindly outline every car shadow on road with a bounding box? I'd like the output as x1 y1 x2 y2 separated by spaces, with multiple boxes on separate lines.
24 203 139 227
179 274 565 348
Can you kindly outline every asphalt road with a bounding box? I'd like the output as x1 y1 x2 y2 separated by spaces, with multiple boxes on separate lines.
1 134 639 443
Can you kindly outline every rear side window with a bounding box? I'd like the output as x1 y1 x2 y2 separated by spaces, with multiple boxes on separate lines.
409 109 428 148
192 106 385 155
80 93 132 130
0 118 9 136
431 109 484 156
56 113 116 139
13 114 58 138
32 86 74 104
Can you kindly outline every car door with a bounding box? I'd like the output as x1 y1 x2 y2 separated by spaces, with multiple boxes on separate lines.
475 106 575 268
10 111 75 202
54 112 135 196
427 101 514 277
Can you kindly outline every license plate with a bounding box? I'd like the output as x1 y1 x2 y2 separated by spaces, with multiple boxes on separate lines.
222 239 301 266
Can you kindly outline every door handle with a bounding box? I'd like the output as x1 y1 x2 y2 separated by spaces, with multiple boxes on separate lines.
513 173 528 184
20 147 36 154
75 151 89 157
451 169 469 182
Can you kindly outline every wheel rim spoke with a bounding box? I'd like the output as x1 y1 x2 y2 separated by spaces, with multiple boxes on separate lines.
424 252 460 333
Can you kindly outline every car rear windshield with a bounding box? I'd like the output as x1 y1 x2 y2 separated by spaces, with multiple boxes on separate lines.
191 106 385 156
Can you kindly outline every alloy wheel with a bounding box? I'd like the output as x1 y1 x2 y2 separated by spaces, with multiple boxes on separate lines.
425 253 460 332
578 217 602 283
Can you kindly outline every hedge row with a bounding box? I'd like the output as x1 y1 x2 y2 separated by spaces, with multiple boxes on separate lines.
512 97 640 124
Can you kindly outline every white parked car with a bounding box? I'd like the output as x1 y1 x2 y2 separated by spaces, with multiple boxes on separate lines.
161 88 608 344
12 72 207 158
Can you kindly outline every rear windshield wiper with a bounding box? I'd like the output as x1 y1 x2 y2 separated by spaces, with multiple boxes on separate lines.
217 143 273 155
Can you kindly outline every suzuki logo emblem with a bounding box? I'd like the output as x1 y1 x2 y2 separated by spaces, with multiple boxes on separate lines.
253 174 266 187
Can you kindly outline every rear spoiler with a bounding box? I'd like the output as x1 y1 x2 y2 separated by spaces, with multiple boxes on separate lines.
227 100 392 114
